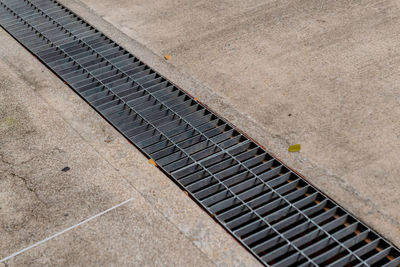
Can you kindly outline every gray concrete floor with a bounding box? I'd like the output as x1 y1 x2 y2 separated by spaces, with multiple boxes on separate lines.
1 0 400 265
64 0 400 244
0 28 260 266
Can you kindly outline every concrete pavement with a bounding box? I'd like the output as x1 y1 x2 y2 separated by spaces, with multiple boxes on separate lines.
1 0 400 265
0 27 260 266
63 0 400 245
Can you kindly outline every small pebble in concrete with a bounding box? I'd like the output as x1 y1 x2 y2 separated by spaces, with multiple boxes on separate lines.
104 136 113 143
61 166 71 172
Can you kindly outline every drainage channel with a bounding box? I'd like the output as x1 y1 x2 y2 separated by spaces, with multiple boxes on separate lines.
1 0 399 266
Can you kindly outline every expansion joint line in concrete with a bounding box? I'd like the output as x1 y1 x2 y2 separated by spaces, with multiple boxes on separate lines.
0 198 135 263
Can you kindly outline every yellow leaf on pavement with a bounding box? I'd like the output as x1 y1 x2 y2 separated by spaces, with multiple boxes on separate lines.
288 144 301 152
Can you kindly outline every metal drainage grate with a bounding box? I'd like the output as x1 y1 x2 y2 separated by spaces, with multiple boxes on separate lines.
1 0 399 265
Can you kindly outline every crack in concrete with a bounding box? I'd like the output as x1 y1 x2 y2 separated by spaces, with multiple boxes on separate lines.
0 155 13 166
0 154 47 205
9 172 44 205
0 147 64 169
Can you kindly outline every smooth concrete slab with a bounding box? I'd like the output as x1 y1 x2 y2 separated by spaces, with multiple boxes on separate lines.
0 27 261 266
58 0 400 246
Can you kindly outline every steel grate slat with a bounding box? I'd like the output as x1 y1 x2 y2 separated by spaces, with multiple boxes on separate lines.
1 0 399 266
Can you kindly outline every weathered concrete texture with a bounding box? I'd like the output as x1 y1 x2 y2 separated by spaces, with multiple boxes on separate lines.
0 46 211 266
5 201 215 267
63 0 400 245
0 28 260 266
0 58 134 260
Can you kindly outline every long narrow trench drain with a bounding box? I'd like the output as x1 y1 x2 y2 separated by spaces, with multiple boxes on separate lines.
1 0 399 266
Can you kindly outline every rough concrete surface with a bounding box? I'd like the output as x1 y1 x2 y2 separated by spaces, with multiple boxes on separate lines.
0 28 260 266
60 0 399 246
1 0 400 265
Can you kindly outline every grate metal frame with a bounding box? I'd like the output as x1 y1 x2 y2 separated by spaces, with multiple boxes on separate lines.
1 0 399 266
